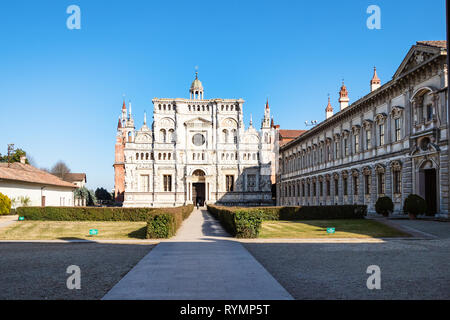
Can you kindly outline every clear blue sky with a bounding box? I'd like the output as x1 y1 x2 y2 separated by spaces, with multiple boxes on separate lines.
0 0 446 191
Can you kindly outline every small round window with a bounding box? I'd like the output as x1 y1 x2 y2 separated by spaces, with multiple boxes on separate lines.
192 133 206 146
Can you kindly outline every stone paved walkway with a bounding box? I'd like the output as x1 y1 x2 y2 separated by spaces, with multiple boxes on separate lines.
103 208 293 300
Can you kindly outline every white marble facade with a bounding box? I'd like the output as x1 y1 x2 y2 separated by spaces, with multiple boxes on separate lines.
116 73 277 207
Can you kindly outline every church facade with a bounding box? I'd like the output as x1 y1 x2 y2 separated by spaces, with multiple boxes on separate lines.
114 73 278 207
277 41 448 217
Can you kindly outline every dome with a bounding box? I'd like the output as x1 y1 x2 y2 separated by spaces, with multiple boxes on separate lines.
190 72 203 92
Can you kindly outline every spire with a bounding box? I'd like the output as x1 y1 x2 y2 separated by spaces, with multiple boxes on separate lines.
128 101 132 119
250 114 253 127
339 80 349 111
370 67 381 92
122 100 126 110
265 98 269 110
271 116 274 128
144 111 147 125
326 94 333 119
117 116 122 129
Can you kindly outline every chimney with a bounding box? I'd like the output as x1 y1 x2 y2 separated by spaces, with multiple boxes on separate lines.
370 67 381 92
20 155 27 164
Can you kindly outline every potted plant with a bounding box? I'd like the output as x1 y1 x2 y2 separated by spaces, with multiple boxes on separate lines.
403 194 427 219
375 196 394 217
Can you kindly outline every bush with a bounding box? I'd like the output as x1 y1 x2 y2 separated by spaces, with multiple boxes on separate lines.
404 194 427 217
375 196 394 217
207 205 262 238
0 193 12 215
146 214 176 238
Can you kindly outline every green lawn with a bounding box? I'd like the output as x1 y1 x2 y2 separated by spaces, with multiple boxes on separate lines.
0 221 148 240
259 219 411 238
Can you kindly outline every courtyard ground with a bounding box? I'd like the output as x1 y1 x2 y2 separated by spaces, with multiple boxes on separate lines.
0 242 153 300
243 219 450 299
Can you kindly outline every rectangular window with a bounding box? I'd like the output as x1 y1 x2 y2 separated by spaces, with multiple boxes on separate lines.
247 174 256 191
343 177 348 196
365 175 371 195
141 175 150 192
366 130 371 150
395 118 401 142
335 142 339 159
393 171 401 194
302 183 305 197
307 183 311 197
326 180 331 196
344 139 348 156
226 175 234 192
426 104 433 121
313 182 317 197
334 179 339 196
355 135 359 153
319 181 323 197
163 175 172 192
378 173 385 195
327 146 331 161
379 124 385 146
353 176 358 195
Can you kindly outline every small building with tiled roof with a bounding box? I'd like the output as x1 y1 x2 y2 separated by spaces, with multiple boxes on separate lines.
0 158 77 207
62 173 87 188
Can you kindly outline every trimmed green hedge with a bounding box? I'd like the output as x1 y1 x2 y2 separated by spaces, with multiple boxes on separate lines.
208 204 367 238
16 205 194 239
207 205 262 238
16 205 193 222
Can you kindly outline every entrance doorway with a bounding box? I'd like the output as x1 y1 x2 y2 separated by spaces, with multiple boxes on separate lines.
424 168 437 216
193 183 205 206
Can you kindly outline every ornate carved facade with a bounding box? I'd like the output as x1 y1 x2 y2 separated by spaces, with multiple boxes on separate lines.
277 41 448 216
114 73 278 207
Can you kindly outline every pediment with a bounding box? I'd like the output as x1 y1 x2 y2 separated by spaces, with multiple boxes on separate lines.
393 44 442 80
135 132 152 143
184 117 212 127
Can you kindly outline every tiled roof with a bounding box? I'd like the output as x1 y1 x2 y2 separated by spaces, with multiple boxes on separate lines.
417 41 447 48
279 130 307 139
0 163 77 188
63 173 86 183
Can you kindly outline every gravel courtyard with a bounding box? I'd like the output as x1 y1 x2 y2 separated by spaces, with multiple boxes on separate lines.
0 242 153 300
243 225 450 300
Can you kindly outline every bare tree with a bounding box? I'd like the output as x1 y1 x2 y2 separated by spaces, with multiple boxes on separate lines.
50 161 71 180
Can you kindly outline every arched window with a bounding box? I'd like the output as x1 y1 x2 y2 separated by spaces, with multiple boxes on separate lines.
168 129 175 143
141 153 144 160
136 153 139 160
146 153 149 160
232 129 237 144
168 153 171 160
223 129 229 143
160 129 166 143
128 132 132 142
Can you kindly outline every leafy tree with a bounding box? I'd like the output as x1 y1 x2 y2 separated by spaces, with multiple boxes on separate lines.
51 161 71 180
87 189 97 206
0 148 29 164
0 193 12 215
95 188 112 201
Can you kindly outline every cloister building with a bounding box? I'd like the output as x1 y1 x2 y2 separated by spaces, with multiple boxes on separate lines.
277 41 448 217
